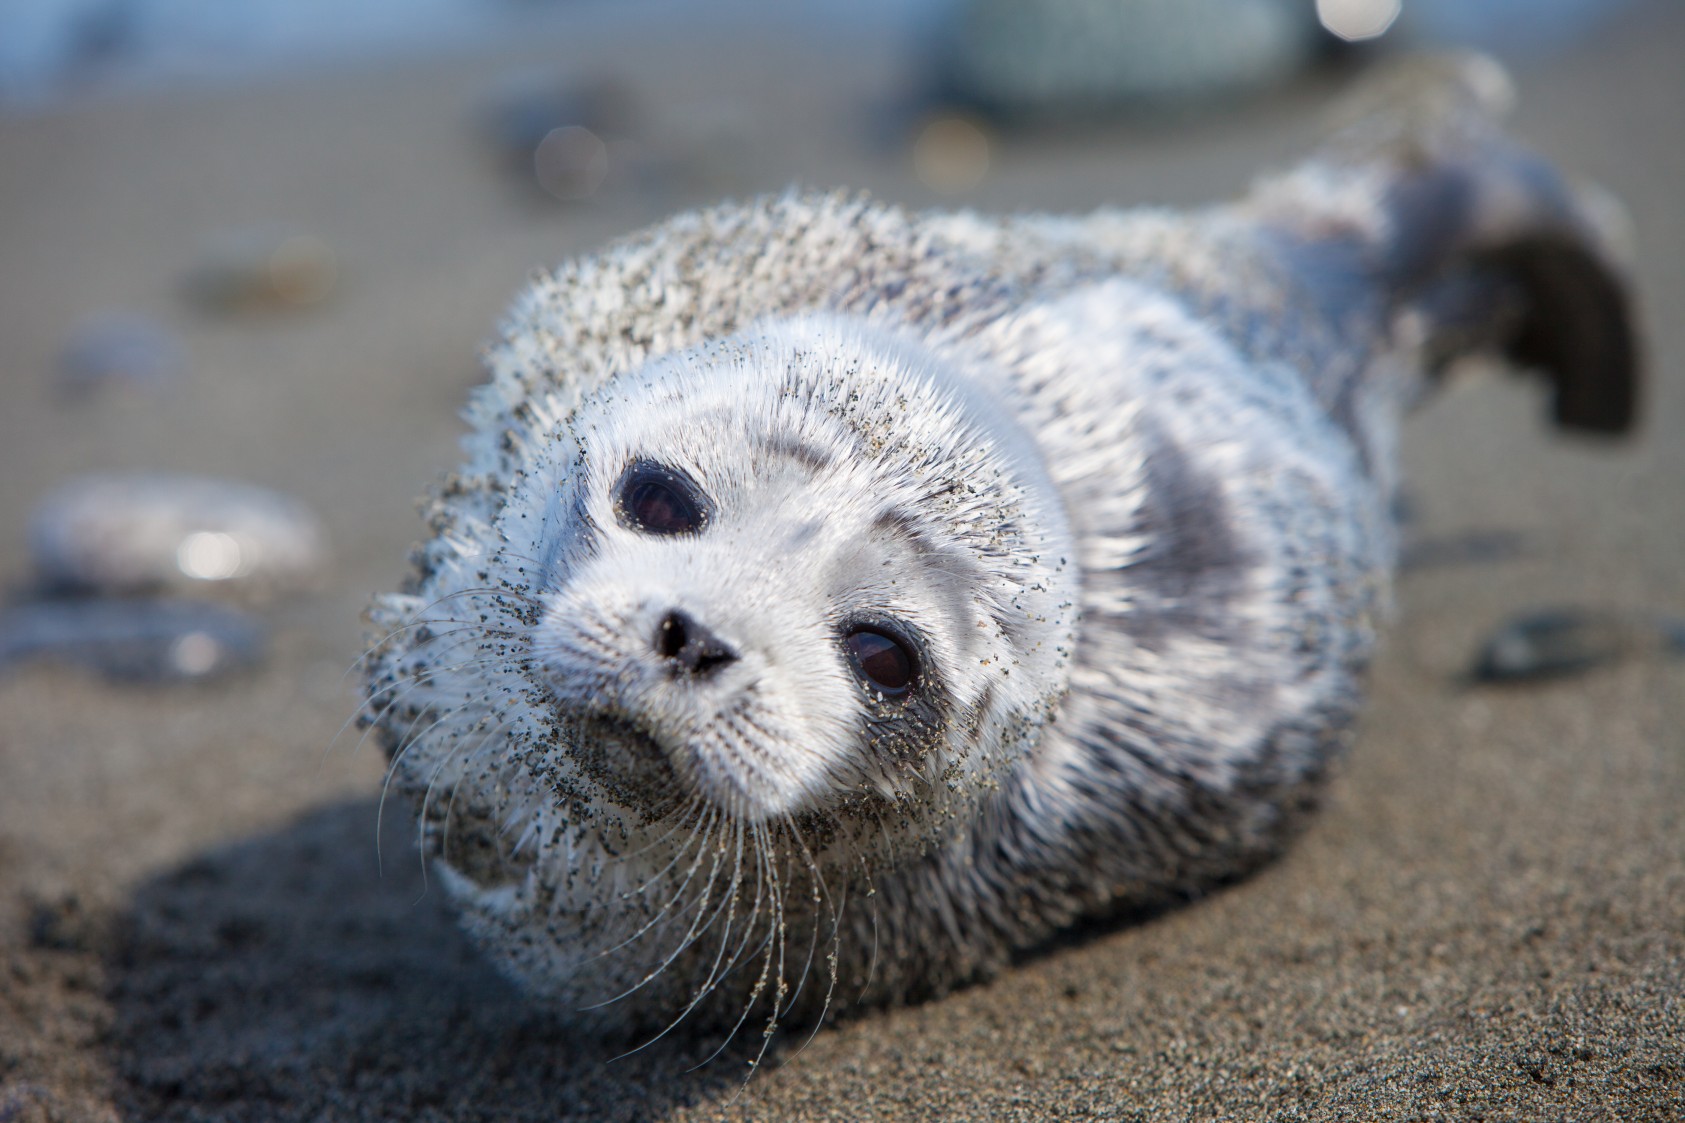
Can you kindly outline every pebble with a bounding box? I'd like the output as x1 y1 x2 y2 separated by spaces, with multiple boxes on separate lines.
912 114 993 195
1470 608 1685 684
1397 529 1530 572
183 229 338 312
481 76 639 166
939 0 1320 116
480 76 651 202
28 473 329 600
533 124 610 201
0 598 267 684
55 312 186 399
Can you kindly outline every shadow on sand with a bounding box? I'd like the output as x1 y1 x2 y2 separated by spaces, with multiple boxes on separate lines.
105 798 752 1122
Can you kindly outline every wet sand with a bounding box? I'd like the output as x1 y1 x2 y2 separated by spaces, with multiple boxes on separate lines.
1 7 1682 1121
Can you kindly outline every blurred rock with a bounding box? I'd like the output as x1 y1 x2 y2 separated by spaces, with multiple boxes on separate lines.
0 598 267 684
940 0 1321 117
480 75 654 202
912 114 993 195
182 229 338 313
533 124 610 201
481 75 639 167
1470 607 1685 684
28 473 329 601
55 312 186 400
1399 0 1638 57
1398 528 1530 572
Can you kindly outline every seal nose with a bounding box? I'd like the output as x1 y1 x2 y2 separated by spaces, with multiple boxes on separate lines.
655 610 739 676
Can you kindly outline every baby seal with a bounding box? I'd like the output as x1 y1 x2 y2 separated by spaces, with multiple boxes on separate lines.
362 57 1638 1040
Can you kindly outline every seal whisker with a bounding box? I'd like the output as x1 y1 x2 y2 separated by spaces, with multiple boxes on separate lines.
428 714 518 896
374 695 497 876
376 715 469 874
701 824 784 1081
586 810 737 1015
852 807 890 1000
685 823 785 1072
735 821 791 1089
608 804 723 935
774 812 837 1039
615 795 710 872
583 801 720 962
666 817 753 1016
607 818 756 1059
785 871 848 1065
353 632 530 724
330 640 515 766
344 610 529 683
368 654 515 762
361 583 541 665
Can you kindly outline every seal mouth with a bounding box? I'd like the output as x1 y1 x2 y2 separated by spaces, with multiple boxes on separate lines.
562 711 695 821
559 699 821 825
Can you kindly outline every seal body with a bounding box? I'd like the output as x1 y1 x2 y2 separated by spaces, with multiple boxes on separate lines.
363 58 1637 1035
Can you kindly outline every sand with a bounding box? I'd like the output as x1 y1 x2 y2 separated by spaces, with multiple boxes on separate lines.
1 7 1681 1121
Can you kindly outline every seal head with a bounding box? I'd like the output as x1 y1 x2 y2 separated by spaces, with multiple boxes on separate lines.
368 312 1077 1027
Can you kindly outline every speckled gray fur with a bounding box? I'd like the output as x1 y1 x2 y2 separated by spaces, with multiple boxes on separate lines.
362 57 1637 1037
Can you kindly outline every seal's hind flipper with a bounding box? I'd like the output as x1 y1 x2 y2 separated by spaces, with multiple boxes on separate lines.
1477 229 1639 433
1256 54 1643 436
1347 54 1641 435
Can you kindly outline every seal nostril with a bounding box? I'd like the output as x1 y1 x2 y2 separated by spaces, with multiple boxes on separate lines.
656 610 739 675
657 611 688 660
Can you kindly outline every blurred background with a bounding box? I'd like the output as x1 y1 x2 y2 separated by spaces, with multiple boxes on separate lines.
0 0 1657 677
1 2 1681 1120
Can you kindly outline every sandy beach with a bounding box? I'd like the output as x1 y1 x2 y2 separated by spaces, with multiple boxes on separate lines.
1 5 1682 1120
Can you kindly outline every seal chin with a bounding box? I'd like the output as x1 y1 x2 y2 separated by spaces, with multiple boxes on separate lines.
566 708 830 825
563 713 690 818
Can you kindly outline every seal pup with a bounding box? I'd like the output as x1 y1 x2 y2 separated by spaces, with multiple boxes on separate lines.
362 56 1639 1042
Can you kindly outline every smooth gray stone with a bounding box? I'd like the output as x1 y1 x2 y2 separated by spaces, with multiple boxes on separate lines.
55 312 186 399
28 473 329 600
0 598 267 684
1471 607 1685 683
182 228 339 312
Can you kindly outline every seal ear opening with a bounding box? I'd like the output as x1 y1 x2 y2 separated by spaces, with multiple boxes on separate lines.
1477 233 1640 435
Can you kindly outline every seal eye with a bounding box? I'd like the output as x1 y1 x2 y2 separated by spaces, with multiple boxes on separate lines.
615 461 709 536
845 626 918 695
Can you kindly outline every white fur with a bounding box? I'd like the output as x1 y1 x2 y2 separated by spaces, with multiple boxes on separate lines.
363 61 1623 1031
